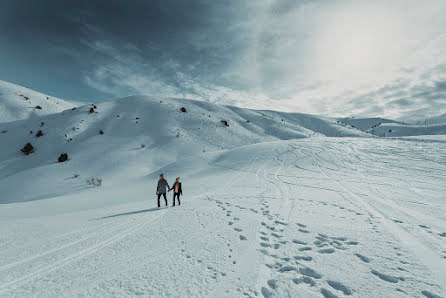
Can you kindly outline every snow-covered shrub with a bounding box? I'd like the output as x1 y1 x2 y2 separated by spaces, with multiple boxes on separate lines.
86 178 103 187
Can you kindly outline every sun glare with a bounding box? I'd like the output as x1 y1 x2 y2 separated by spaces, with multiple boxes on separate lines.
310 2 406 87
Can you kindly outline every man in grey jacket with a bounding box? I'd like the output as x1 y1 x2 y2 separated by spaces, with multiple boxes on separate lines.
156 174 170 207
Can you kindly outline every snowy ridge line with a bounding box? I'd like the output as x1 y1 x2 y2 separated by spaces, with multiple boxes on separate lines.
0 214 136 271
0 209 167 293
312 145 446 289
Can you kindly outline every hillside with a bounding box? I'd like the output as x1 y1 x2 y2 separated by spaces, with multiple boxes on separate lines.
0 80 77 123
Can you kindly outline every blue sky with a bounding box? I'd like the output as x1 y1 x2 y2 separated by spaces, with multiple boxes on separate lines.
0 0 445 120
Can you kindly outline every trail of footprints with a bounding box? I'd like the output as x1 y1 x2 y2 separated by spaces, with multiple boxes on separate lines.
207 198 442 298
255 199 442 298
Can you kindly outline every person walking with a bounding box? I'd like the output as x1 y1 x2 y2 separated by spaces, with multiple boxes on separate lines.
156 174 170 207
169 177 182 206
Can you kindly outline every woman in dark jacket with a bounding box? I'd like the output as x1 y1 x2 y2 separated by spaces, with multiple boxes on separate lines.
169 177 182 206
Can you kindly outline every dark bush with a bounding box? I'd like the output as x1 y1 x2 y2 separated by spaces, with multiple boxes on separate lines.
89 107 95 114
99 130 104 135
58 153 68 162
35 105 42 110
35 130 44 137
221 120 229 127
21 143 34 155
180 107 187 113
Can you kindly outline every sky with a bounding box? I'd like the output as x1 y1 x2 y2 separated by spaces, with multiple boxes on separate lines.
0 0 445 120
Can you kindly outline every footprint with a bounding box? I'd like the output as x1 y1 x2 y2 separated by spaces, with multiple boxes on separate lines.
293 276 315 286
294 255 312 261
355 253 370 263
299 246 312 252
267 279 278 290
330 236 346 241
419 224 430 229
234 227 243 232
439 232 446 237
271 233 282 238
239 235 247 240
260 249 270 256
274 220 288 226
260 236 269 241
346 241 358 245
292 239 307 245
318 248 335 254
327 280 352 295
299 267 322 279
421 290 442 298
273 244 280 249
261 287 273 298
279 265 297 272
297 223 307 228
321 288 339 298
228 221 234 225
260 242 271 248
371 270 399 283
393 219 403 223
298 229 310 233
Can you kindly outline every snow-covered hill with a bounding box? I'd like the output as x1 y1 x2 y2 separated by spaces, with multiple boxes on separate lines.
336 116 446 137
0 95 374 203
0 80 77 123
0 84 445 297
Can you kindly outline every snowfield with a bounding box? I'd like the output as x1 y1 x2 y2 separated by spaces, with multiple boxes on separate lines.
0 87 445 297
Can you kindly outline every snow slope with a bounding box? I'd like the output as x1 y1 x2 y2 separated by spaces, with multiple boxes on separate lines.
336 116 446 137
0 137 444 297
0 80 77 123
0 91 445 297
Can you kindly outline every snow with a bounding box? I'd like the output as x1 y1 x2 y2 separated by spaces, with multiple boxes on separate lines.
0 84 445 297
0 80 77 123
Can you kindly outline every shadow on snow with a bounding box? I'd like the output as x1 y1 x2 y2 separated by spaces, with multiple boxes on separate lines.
94 207 166 220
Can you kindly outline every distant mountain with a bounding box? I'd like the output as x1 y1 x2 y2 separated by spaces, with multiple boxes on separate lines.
0 80 77 123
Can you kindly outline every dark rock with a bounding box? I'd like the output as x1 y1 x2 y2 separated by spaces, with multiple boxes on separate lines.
180 107 187 113
21 143 34 155
99 130 104 135
72 107 76 111
221 120 229 127
35 130 44 137
40 122 44 126
89 107 95 114
35 105 42 110
58 153 68 162
136 117 140 120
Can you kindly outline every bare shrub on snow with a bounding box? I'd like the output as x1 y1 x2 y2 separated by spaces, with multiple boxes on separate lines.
86 178 103 187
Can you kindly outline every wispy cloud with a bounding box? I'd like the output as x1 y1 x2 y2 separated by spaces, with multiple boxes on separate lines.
78 0 446 120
